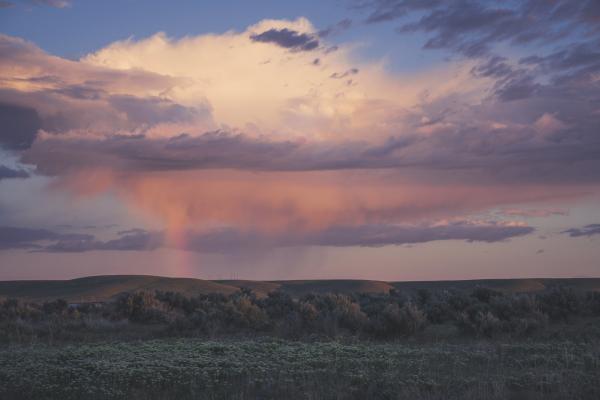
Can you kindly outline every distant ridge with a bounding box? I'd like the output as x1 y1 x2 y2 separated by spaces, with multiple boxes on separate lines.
1 275 599 302
0 275 238 302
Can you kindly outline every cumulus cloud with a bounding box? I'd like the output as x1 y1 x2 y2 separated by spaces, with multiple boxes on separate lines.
1 15 600 249
7 16 599 185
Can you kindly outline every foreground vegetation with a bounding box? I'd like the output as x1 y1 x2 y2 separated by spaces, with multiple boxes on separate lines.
1 285 600 343
1 285 600 399
1 338 599 400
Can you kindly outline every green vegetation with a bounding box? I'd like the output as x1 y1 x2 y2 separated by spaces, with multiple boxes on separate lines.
1 339 599 400
2 284 600 343
2 279 600 399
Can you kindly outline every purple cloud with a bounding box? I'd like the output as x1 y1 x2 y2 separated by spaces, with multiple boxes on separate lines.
250 28 319 51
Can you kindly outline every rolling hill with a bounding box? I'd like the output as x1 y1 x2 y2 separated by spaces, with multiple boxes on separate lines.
0 275 238 302
0 275 599 302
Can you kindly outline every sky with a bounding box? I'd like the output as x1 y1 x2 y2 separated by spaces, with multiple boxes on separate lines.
0 0 599 281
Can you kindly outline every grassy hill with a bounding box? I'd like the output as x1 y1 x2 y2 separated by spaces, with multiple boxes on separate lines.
0 275 239 302
1 275 599 302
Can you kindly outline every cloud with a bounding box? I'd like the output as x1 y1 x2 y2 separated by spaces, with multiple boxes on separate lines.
48 168 578 239
30 0 70 7
250 28 319 51
362 1 599 54
174 220 534 253
44 229 163 252
0 226 92 250
21 124 600 185
360 1 600 104
295 220 534 247
0 164 28 179
0 103 41 150
0 147 34 180
318 19 352 38
3 219 533 253
562 224 600 238
0 34 202 136
1 16 600 244
498 208 568 218
330 68 359 79
0 0 69 7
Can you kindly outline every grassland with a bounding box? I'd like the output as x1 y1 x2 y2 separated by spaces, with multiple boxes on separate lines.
2 276 600 399
1 338 599 400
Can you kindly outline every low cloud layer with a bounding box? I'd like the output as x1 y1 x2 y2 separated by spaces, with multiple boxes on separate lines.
0 220 534 253
0 226 92 250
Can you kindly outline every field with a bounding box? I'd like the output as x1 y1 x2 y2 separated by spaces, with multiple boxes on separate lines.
2 276 600 399
1 338 599 400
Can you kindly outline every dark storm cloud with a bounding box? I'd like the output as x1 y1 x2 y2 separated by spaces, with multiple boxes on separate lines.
0 103 41 150
250 28 319 51
561 224 600 238
0 226 92 250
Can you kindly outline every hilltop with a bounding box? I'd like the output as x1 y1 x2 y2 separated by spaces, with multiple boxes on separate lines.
1 275 599 302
